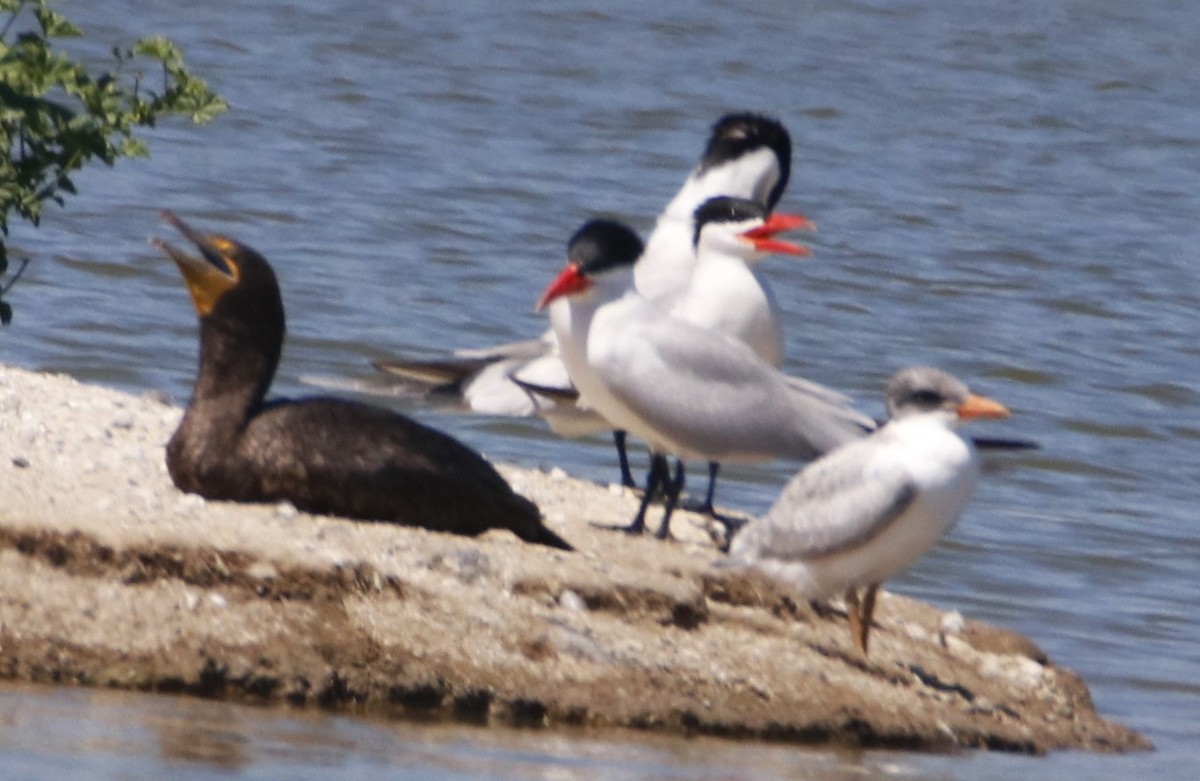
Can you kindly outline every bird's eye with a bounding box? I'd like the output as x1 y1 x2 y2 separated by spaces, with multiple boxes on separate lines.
907 389 944 407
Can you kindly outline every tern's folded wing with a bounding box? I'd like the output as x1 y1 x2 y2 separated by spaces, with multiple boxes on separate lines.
730 444 917 563
594 317 869 460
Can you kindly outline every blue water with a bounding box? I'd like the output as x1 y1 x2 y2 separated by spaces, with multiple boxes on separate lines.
3 0 1198 777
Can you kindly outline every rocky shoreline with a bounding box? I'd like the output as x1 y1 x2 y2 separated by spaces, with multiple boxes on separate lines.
0 364 1149 754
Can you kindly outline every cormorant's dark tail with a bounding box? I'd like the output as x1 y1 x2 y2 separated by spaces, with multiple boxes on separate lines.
522 522 574 552
504 492 573 551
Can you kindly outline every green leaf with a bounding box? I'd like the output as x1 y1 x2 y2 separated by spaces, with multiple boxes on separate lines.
132 36 180 66
1 3 226 322
120 136 148 157
34 7 83 39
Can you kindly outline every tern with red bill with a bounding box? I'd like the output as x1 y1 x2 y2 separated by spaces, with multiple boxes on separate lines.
363 113 795 492
723 366 1011 655
672 197 813 370
538 203 874 539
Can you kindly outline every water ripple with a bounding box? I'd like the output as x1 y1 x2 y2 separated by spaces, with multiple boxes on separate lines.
5 0 1199 775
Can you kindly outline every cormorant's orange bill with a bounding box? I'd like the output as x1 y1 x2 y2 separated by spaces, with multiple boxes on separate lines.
152 211 240 316
536 263 589 311
957 394 1010 420
740 212 815 256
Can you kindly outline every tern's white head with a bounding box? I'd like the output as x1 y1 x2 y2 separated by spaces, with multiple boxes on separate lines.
536 219 644 310
690 113 793 213
692 196 814 264
884 366 1011 427
637 113 795 303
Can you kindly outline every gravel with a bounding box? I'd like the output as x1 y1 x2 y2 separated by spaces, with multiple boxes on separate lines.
0 364 1149 754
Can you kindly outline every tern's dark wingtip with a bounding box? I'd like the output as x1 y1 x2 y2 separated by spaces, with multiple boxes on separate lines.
972 436 1040 451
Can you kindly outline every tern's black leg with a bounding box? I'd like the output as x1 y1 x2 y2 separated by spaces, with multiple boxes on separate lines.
605 453 667 535
681 461 720 514
681 461 716 514
613 429 638 489
713 514 749 549
628 454 670 534
677 461 746 549
700 461 719 513
654 459 687 540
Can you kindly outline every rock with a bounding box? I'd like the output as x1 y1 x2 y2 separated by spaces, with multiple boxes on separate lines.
0 364 1150 754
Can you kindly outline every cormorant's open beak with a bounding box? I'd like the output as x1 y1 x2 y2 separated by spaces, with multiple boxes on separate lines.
151 211 240 316
740 212 815 256
536 263 589 311
957 394 1010 420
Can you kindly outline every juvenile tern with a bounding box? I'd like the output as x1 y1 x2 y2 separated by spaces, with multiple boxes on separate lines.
724 366 1011 654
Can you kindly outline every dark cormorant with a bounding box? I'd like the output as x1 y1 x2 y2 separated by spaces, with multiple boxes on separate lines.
153 211 571 550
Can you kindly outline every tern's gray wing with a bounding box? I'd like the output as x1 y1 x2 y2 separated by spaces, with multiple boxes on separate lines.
373 332 554 387
453 333 555 361
368 353 539 418
370 329 560 419
784 374 877 430
729 440 917 563
594 318 867 460
508 353 613 437
373 354 498 387
782 378 877 441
